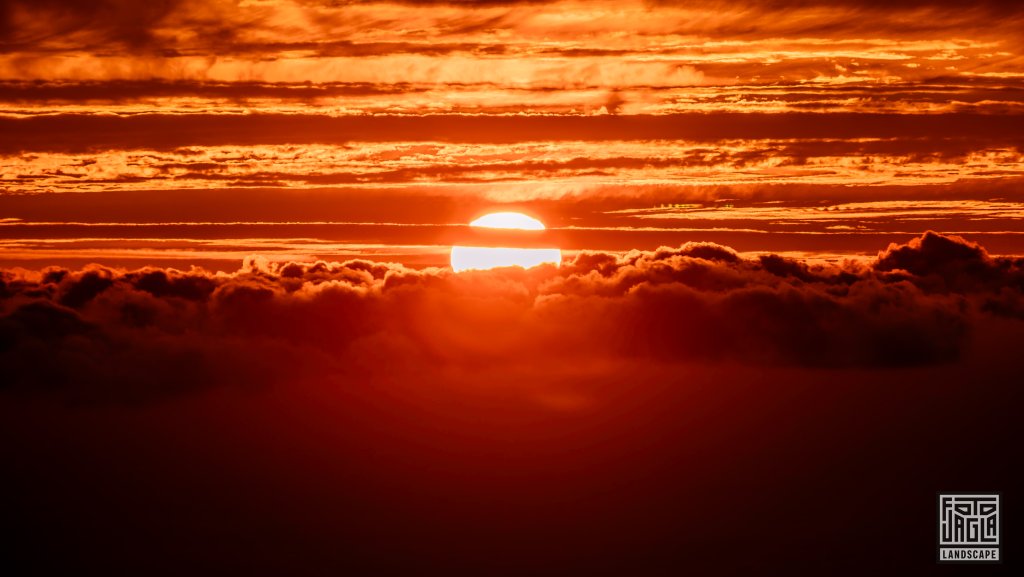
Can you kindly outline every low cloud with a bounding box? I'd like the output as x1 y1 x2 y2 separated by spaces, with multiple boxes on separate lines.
2 231 1022 402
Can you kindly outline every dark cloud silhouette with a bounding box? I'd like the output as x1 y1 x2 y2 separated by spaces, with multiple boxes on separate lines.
875 230 1011 290
2 231 1022 402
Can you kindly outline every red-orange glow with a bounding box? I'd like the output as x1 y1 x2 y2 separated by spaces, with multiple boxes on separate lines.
2 2 1023 574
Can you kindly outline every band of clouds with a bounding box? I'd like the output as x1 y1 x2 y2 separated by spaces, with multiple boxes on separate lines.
2 231 1022 403
1 1 1021 86
4 138 1022 196
4 1 1021 54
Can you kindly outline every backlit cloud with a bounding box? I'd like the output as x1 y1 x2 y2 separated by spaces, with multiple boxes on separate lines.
3 232 1022 402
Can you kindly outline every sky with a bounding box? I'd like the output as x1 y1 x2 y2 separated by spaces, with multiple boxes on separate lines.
1 1 1022 575
3 0 1024 267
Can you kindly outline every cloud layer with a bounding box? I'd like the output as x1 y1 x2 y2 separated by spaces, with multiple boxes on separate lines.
3 231 1022 402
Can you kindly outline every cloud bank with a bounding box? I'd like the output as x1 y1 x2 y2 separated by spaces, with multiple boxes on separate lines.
2 231 1022 402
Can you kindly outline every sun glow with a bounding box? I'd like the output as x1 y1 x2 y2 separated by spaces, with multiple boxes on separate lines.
469 212 546 230
451 212 561 272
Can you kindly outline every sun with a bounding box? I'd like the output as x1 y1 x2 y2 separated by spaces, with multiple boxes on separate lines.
469 212 546 230
451 212 561 272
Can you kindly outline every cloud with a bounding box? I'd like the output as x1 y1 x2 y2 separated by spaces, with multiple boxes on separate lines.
4 112 1023 154
5 1 1022 56
8 138 1022 198
2 231 1022 402
2 0 1022 95
0 0 244 53
876 230 1007 289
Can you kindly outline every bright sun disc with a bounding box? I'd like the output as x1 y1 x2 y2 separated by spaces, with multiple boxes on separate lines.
469 212 546 230
451 212 561 272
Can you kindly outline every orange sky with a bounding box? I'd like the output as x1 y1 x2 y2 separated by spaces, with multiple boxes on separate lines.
2 0 1024 267
3 4 1023 574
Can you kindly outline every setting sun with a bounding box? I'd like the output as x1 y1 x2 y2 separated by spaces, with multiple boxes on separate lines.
451 212 561 272
469 212 546 230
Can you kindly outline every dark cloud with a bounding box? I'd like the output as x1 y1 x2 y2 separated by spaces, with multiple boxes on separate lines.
2 232 1022 402
875 231 1010 290
0 0 249 54
1 0 180 51
2 112 1023 153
